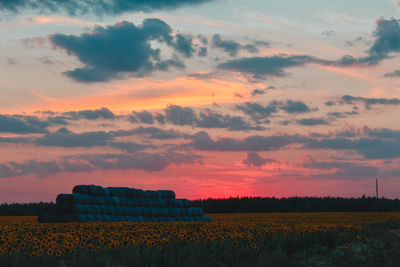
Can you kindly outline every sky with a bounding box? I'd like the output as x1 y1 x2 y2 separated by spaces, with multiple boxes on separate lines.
1 0 400 202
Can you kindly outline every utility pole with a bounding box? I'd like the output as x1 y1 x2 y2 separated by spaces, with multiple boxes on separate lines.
376 178 379 198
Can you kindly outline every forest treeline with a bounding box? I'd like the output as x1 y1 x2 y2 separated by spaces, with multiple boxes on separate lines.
0 202 57 216
191 196 400 213
1 196 400 215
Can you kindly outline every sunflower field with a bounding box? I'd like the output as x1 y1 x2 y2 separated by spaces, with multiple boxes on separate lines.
1 212 400 266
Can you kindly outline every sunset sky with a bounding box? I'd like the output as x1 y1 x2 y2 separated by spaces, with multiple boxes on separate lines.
1 0 400 203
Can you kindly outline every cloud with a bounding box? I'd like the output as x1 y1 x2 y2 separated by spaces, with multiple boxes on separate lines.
235 100 312 121
296 118 329 126
302 136 400 160
0 0 213 16
217 19 400 80
173 33 196 57
164 105 197 126
235 101 279 121
111 126 189 139
367 18 400 62
0 114 49 134
130 110 155 124
345 36 371 47
35 128 112 147
303 157 380 180
340 95 400 108
242 152 276 167
63 107 116 120
327 111 359 118
7 57 17 66
196 110 265 131
107 141 155 153
218 54 322 79
49 19 184 82
0 150 201 177
251 89 266 96
384 70 400 78
163 105 262 130
191 131 299 151
0 137 33 144
211 34 261 57
280 100 311 114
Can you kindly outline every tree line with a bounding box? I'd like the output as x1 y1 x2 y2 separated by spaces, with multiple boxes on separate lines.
1 196 400 215
191 196 400 213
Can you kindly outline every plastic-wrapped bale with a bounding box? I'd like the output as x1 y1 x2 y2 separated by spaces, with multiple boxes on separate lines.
119 196 128 206
72 185 91 195
87 185 105 196
126 197 138 207
158 190 175 199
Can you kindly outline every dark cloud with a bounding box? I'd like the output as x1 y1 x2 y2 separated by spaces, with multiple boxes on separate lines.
211 34 268 57
340 95 400 108
280 100 311 114
236 100 312 121
35 128 112 147
191 131 300 151
218 55 318 79
111 126 188 140
0 114 49 134
302 136 400 160
368 18 400 62
0 149 201 177
384 70 400 78
49 19 183 82
324 101 336 106
296 118 329 126
242 152 276 167
0 137 33 144
218 19 400 80
173 33 195 57
345 36 371 47
212 34 244 57
197 47 207 57
251 89 266 96
196 110 264 131
77 151 200 172
327 111 359 118
164 105 197 126
303 157 380 180
108 141 155 153
131 110 155 124
0 0 213 16
63 107 116 120
235 101 279 121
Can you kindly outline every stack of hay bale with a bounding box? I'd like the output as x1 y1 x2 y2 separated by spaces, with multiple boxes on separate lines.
38 185 211 223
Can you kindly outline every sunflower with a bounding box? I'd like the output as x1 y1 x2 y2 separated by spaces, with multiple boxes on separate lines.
345 243 351 249
47 248 54 256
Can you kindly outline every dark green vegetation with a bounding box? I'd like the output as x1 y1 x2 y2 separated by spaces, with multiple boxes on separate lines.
192 196 400 213
2 196 400 216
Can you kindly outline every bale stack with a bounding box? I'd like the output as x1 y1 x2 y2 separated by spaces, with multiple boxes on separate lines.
38 185 211 223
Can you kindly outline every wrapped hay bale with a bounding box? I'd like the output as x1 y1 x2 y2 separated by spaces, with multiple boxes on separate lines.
119 196 128 206
72 185 91 195
88 185 104 196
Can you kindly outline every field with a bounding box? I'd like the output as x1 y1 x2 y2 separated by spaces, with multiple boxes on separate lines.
1 213 400 267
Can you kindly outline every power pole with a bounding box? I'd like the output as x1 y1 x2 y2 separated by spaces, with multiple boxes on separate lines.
376 178 379 198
